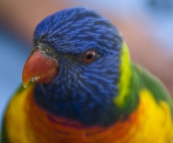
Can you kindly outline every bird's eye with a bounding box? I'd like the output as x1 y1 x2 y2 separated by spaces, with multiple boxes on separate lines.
83 50 96 63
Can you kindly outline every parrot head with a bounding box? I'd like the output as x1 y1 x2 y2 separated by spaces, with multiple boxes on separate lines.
22 7 128 126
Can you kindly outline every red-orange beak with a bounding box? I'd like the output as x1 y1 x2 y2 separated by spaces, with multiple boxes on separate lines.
22 49 58 88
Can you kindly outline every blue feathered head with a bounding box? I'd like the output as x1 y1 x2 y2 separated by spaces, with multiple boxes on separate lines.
27 7 123 126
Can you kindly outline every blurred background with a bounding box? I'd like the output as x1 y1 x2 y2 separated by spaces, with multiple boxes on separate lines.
0 0 173 126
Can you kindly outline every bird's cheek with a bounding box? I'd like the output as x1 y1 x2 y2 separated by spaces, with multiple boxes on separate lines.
22 49 58 88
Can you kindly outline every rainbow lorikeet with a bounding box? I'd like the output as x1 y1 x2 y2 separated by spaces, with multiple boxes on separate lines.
1 7 173 143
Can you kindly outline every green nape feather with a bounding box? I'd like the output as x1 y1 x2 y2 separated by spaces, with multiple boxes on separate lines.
134 64 173 115
113 41 173 120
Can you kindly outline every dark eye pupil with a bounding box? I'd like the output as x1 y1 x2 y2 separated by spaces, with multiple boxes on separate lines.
83 50 96 63
86 54 93 60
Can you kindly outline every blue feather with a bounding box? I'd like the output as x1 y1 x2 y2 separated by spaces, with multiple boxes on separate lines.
33 7 123 125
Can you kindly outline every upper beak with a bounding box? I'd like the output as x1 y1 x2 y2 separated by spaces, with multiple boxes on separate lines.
22 49 58 88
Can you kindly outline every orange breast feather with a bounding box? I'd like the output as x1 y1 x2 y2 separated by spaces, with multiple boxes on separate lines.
4 85 173 143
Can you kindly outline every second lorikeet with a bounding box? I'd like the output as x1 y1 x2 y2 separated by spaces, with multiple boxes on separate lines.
1 7 173 143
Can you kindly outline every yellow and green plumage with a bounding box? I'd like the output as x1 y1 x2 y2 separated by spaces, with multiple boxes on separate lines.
1 7 173 143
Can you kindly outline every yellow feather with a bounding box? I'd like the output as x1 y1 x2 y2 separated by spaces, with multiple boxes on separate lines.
114 42 132 107
133 89 173 143
4 84 35 143
4 85 173 143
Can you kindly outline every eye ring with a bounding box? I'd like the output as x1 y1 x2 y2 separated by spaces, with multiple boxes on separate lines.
83 50 96 63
